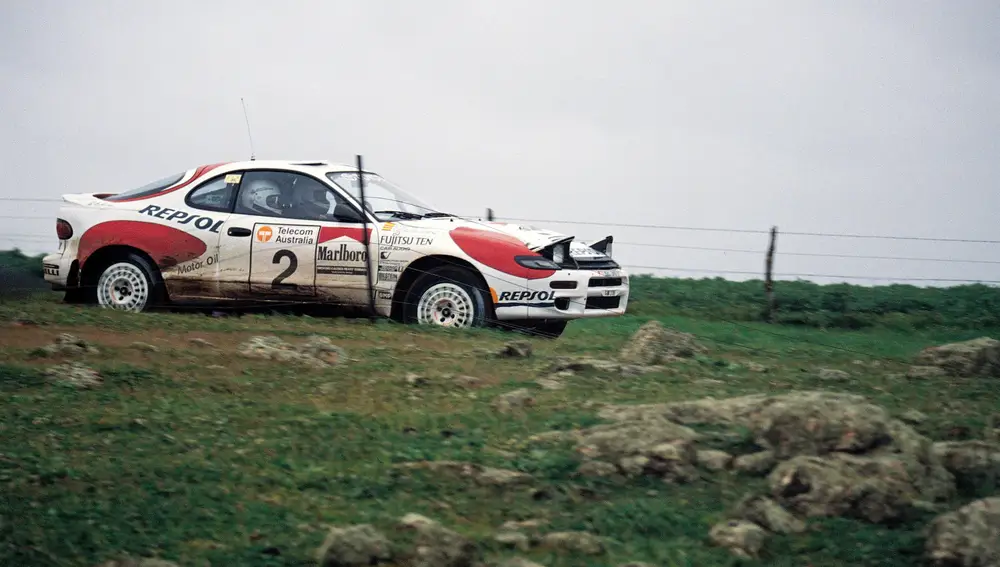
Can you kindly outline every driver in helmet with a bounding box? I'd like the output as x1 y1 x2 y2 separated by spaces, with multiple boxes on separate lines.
241 178 285 216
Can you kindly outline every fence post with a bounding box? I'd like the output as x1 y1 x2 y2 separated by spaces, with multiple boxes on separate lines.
765 226 777 323
486 208 494 221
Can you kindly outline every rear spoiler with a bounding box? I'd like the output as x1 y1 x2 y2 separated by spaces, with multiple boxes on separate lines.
61 193 118 209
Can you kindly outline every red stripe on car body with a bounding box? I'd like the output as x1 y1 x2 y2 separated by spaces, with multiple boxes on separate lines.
449 227 555 280
79 220 208 270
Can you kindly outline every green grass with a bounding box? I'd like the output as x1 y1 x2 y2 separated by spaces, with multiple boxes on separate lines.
1 290 998 566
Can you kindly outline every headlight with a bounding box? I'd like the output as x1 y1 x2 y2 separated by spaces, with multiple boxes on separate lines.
514 255 560 270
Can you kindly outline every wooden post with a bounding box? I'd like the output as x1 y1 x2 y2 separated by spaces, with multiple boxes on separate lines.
765 226 777 323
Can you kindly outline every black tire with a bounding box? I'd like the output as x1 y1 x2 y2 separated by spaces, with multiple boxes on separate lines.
93 252 164 313
402 265 492 329
506 319 568 339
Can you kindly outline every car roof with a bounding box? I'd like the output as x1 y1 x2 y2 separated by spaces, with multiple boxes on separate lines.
218 159 363 172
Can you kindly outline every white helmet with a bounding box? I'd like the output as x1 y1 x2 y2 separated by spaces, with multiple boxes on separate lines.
243 178 283 215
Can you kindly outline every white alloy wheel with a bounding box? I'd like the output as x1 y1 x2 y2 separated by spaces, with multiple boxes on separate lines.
416 282 475 328
96 262 151 312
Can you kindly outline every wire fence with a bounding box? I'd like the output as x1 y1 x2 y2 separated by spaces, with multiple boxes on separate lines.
1 191 998 363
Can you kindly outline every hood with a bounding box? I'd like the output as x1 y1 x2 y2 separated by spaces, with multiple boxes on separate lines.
394 217 614 261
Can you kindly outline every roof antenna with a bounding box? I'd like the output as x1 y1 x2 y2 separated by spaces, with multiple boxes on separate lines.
241 97 256 161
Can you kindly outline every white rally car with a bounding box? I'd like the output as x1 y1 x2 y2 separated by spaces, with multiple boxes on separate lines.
42 159 629 337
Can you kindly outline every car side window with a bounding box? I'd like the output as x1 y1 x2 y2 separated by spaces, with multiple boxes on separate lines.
234 170 364 223
186 174 240 212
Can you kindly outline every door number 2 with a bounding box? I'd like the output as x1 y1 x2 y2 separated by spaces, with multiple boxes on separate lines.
272 249 297 287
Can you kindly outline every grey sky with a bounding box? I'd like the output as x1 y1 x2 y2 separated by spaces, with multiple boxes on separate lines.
2 1 998 286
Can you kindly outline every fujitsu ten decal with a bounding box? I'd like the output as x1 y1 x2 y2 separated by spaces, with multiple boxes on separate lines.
138 205 222 233
498 290 554 302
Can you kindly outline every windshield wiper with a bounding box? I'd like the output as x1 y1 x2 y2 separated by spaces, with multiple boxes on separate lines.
421 212 455 218
373 210 424 220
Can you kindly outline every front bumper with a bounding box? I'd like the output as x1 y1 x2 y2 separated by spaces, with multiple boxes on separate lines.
492 268 629 320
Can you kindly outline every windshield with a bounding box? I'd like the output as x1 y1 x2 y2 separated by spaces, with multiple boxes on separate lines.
326 171 439 221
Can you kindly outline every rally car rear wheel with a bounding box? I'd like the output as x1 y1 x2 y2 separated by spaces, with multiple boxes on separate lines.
95 256 157 312
404 266 490 329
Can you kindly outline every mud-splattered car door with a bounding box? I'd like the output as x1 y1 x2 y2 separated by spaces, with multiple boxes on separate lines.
216 168 376 307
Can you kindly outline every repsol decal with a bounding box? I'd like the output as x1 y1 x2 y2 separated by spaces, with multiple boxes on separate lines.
498 290 554 302
318 243 367 262
138 205 222 233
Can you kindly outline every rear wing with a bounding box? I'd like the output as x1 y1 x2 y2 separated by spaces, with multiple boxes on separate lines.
61 193 120 209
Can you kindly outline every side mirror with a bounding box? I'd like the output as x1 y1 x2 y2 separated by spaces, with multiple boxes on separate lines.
333 203 364 223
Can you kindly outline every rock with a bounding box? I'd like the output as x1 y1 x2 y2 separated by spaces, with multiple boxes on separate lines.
816 368 851 382
534 377 565 390
906 365 948 380
732 451 777 476
986 414 1000 443
301 335 346 365
476 467 534 487
932 441 1000 492
499 519 547 532
129 342 159 353
696 449 733 471
731 494 806 534
492 389 535 413
545 357 662 378
95 559 181 567
398 514 477 567
495 558 545 567
406 373 429 387
397 461 532 487
577 460 620 478
496 341 532 358
46 363 102 389
745 361 769 373
924 497 1000 567
914 337 1000 378
40 333 99 356
315 524 392 567
573 419 700 481
708 520 767 558
237 335 344 368
618 320 706 365
538 531 604 555
899 409 928 425
769 453 944 523
188 337 214 347
493 531 530 551
454 375 483 388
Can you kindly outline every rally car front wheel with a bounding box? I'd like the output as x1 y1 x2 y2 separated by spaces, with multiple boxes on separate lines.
95 253 161 313
403 265 491 329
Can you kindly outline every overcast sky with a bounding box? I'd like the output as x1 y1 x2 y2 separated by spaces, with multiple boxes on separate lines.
2 1 998 286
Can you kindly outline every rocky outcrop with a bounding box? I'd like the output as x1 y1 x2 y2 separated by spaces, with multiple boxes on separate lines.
46 362 102 389
618 320 706 365
315 524 392 567
932 441 1000 492
924 497 1000 567
396 461 533 487
914 337 1000 378
238 335 345 368
708 520 767 558
40 333 99 356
